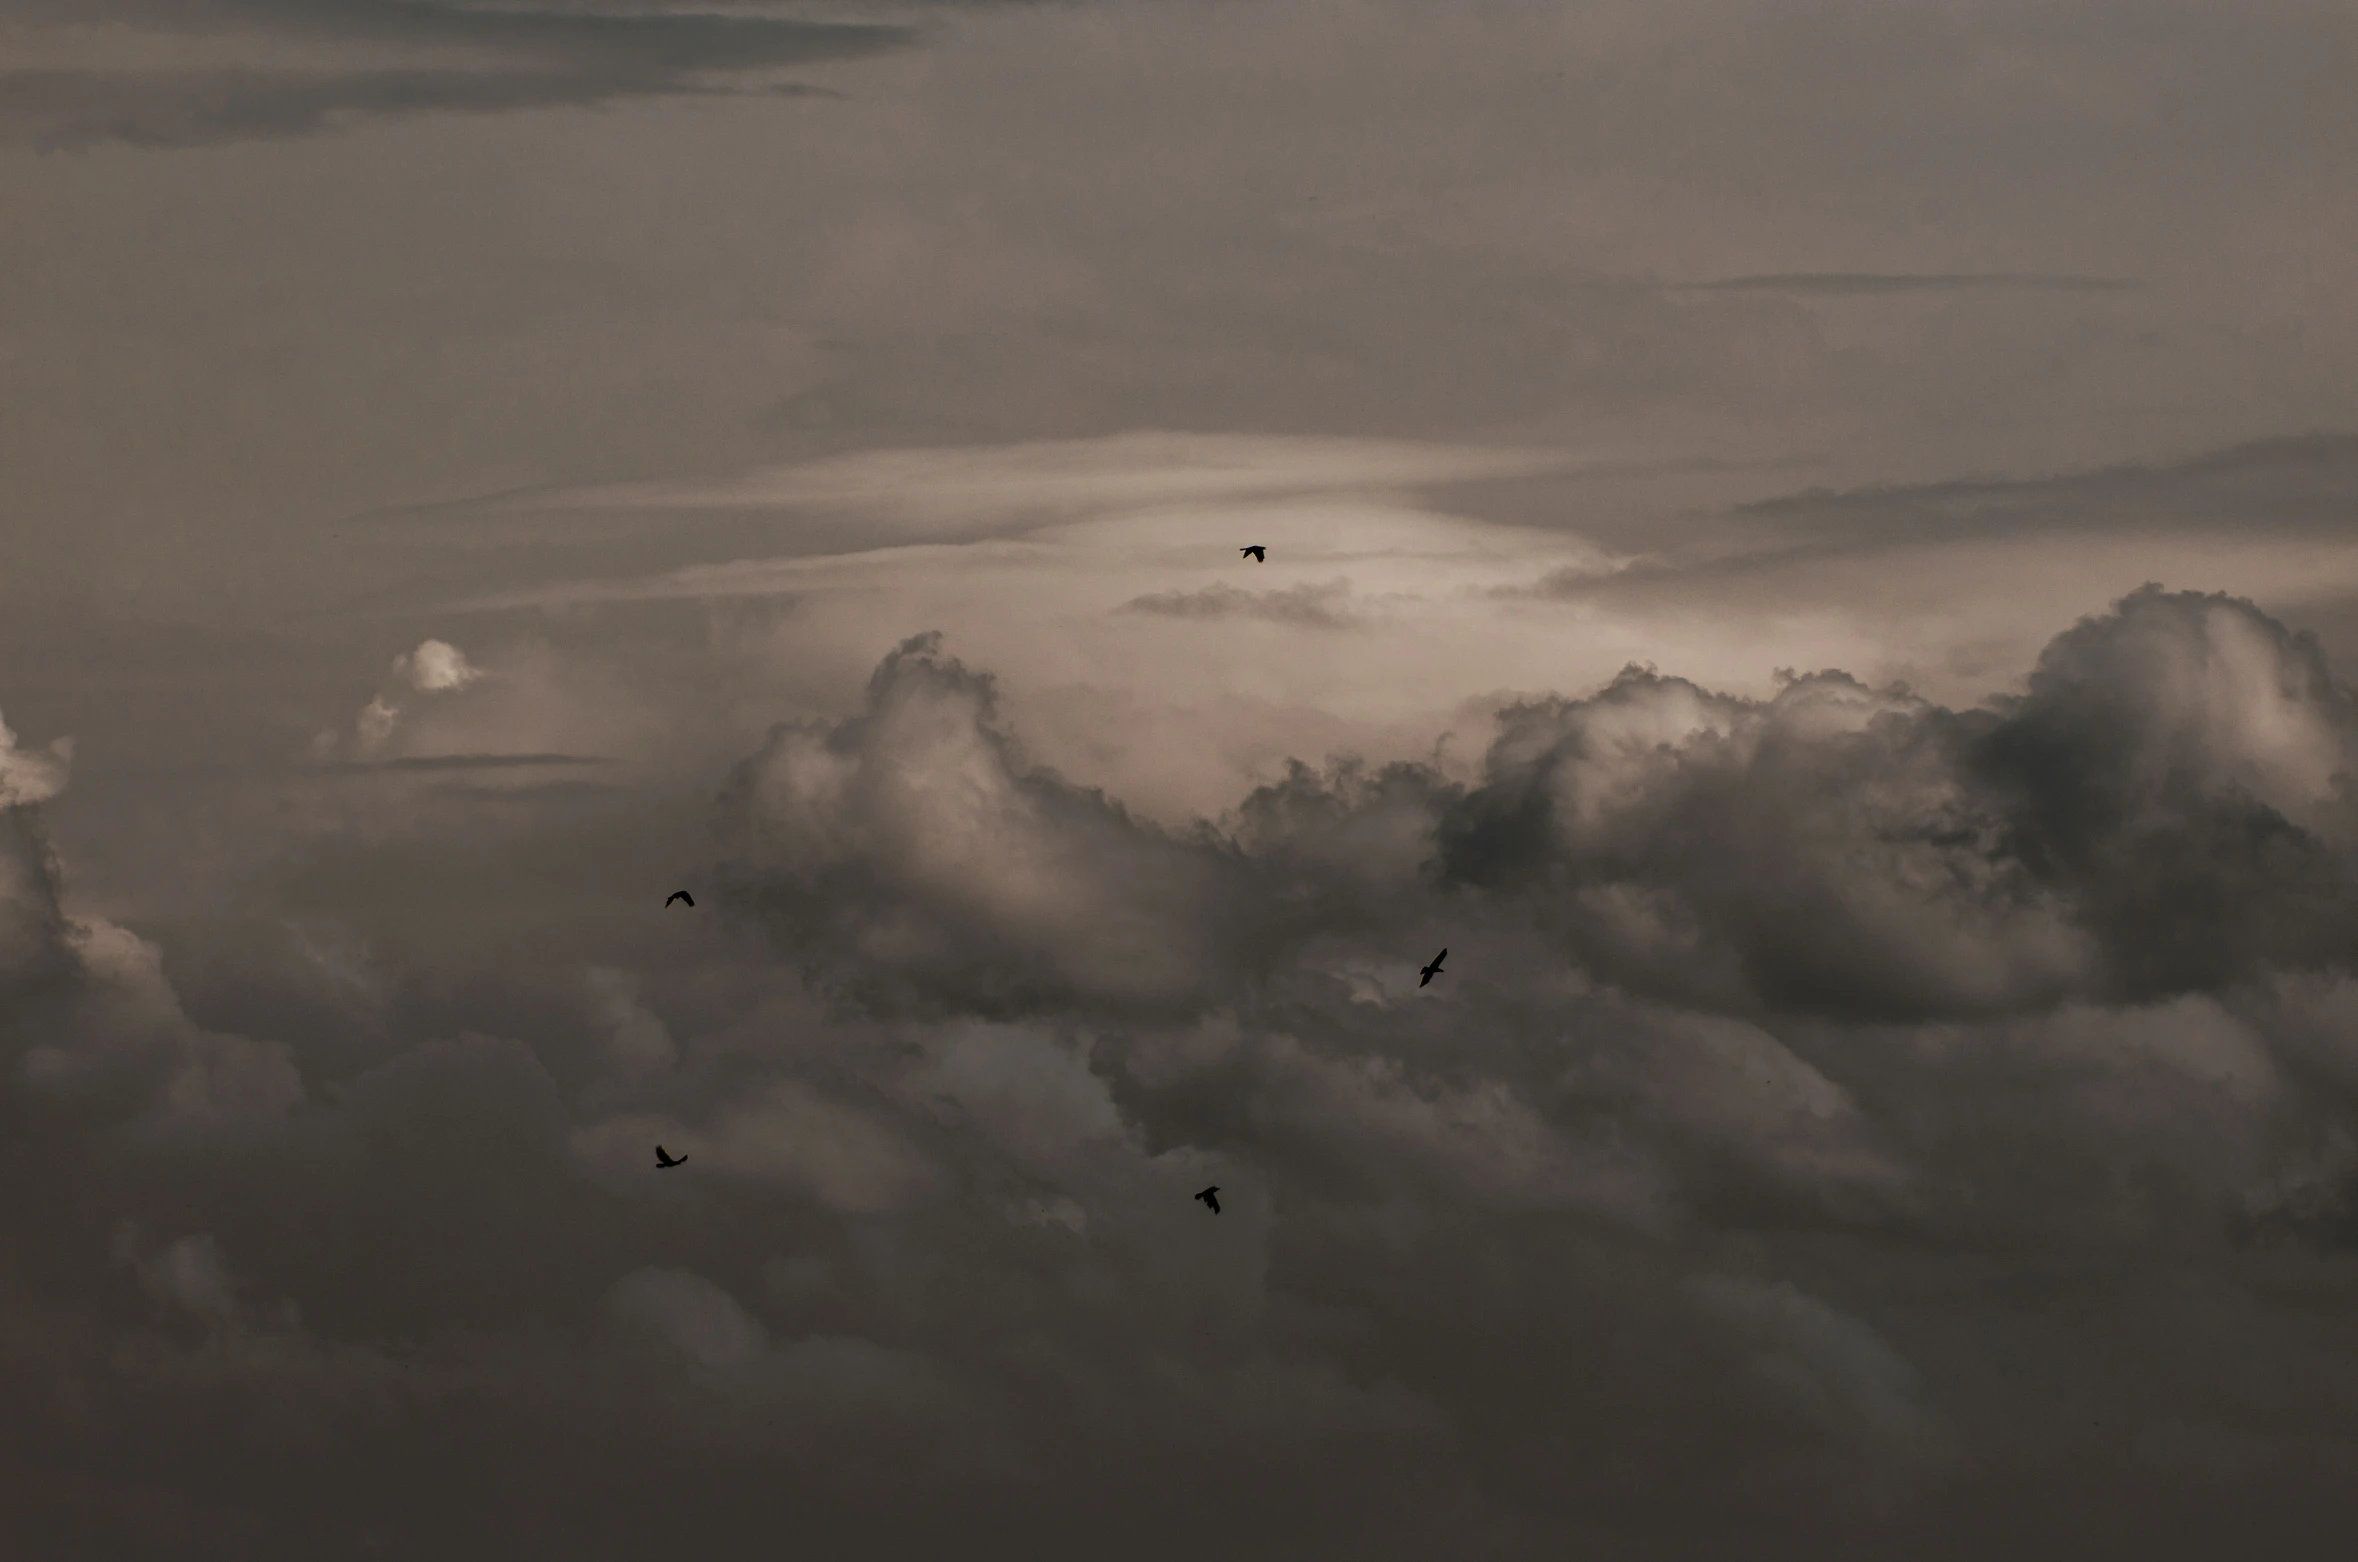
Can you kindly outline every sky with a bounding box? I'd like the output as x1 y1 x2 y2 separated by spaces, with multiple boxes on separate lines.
5 1 2358 1555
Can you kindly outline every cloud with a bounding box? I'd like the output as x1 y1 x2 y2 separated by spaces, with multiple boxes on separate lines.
322 639 483 757
1694 1275 1956 1467
395 638 480 692
21 580 2358 1554
430 431 1635 834
21 905 307 1136
320 751 610 772
1438 587 2358 1018
1 714 303 1135
583 964 677 1081
1005 1192 1089 1236
714 587 2358 1037
716 631 1266 1019
0 708 72 808
10 0 2358 1538
1509 435 2358 718
699 588 2358 1255
1675 272 2141 296
117 1228 244 1326
492 432 1587 523
351 694 399 753
1721 433 2358 552
1117 578 1359 629
577 1080 947 1213
0 3 913 149
605 1266 768 1374
309 634 680 781
0 808 71 993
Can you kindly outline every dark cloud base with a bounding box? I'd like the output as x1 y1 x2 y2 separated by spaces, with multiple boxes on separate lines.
1117 579 1359 629
11 588 2358 1556
0 3 913 150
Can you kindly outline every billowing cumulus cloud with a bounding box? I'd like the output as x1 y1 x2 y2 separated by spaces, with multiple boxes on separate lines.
3 713 302 1142
12 580 2358 1554
10 0 2358 1546
395 637 480 692
699 587 2358 1263
716 587 2358 1036
1438 588 2358 1019
717 631 1266 1018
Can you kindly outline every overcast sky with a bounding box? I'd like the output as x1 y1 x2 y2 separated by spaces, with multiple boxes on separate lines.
7 2 2358 1556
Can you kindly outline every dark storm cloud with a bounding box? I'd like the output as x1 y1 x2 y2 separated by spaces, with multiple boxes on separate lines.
14 584 2358 1556
1439 588 2358 1020
7 0 2358 1543
724 589 2358 1030
0 2 912 149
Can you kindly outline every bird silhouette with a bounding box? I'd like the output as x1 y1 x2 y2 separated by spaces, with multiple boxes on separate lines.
1195 1185 1221 1214
1240 546 1266 562
665 890 694 908
654 1146 687 1169
1419 948 1447 987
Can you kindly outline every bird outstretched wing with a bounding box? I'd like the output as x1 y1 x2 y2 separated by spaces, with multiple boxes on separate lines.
666 890 693 908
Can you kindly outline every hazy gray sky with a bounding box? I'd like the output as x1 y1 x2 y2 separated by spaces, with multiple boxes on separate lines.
6 3 2358 1556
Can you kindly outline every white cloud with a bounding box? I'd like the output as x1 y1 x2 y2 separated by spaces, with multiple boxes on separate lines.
444 431 2358 833
398 638 483 693
0 710 71 808
354 695 400 754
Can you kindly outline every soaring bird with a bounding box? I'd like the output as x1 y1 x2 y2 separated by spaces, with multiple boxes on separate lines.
654 1146 687 1169
1419 948 1447 987
665 890 694 908
1240 546 1266 562
1195 1185 1221 1215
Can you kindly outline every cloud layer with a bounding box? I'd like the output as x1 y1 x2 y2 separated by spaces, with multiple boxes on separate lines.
16 584 2358 1552
0 1 912 148
9 0 2358 1544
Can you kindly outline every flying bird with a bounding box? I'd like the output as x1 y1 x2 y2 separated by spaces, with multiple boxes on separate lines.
1240 546 1265 562
654 1146 687 1169
665 890 694 908
1195 1185 1221 1214
1419 948 1447 987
